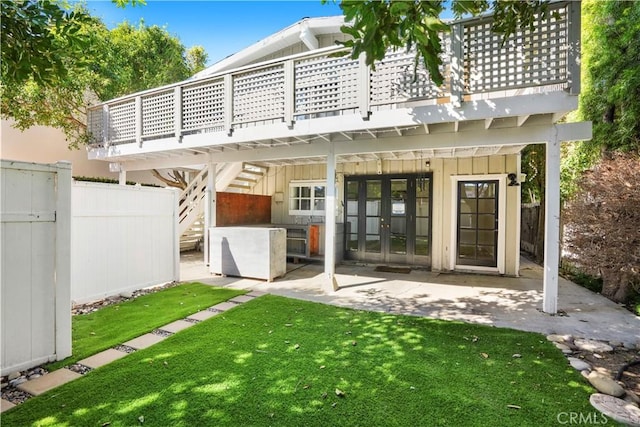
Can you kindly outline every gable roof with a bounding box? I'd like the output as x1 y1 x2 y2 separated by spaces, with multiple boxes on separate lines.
192 15 345 78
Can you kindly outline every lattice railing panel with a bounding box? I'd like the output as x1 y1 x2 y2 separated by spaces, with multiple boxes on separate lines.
294 55 359 115
463 6 568 93
108 100 136 144
183 79 225 131
370 40 450 105
233 65 285 123
142 90 175 138
87 108 103 144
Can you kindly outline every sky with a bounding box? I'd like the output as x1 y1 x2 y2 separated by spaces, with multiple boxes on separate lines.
85 1 344 68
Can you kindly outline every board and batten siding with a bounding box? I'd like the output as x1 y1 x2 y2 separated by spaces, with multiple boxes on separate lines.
71 182 180 305
1 160 72 375
249 154 521 275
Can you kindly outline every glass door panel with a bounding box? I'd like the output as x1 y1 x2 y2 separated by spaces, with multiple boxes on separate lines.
456 180 498 267
365 180 382 254
389 179 408 256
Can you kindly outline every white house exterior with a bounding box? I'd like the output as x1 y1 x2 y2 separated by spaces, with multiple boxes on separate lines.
85 2 591 313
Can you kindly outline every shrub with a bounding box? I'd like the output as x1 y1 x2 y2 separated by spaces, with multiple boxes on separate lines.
563 152 640 303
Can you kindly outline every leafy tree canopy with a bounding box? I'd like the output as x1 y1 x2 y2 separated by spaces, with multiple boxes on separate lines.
1 0 206 147
327 0 557 86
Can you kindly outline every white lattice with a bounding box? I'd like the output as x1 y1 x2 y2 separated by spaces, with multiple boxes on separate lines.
294 55 359 115
142 90 175 138
182 79 225 131
233 65 285 123
464 5 568 93
87 107 103 143
370 41 450 105
108 100 136 144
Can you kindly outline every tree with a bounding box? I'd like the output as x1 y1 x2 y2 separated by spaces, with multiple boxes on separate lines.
328 0 558 86
186 46 208 74
2 2 206 149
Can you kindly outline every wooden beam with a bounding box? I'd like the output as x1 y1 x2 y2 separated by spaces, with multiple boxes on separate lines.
516 115 530 127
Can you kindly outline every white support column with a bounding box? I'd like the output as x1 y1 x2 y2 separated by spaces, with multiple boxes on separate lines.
55 161 72 360
118 169 127 185
543 130 561 314
324 142 338 292
203 163 217 265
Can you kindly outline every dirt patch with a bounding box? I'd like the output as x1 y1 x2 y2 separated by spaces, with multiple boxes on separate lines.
576 348 640 397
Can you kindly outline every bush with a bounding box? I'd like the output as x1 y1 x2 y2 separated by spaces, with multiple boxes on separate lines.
563 152 640 303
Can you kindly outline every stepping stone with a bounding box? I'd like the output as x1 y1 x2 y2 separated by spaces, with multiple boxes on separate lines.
574 339 614 353
17 369 81 396
587 372 625 397
1 399 15 413
590 393 640 427
78 348 128 369
229 295 254 303
187 310 218 322
247 290 267 297
567 357 591 372
159 320 193 334
123 333 166 350
209 301 237 312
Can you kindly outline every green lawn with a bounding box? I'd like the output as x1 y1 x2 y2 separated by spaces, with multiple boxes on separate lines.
5 295 596 427
47 283 245 370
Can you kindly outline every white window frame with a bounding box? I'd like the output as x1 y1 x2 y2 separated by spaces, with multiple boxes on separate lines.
288 180 326 216
449 174 507 274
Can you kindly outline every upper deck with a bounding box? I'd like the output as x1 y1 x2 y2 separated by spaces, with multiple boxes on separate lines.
87 1 581 166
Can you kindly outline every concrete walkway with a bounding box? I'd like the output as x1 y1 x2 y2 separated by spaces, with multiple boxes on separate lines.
181 253 640 346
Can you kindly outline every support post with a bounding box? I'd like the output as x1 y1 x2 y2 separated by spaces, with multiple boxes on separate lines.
450 23 464 107
118 169 127 185
283 60 295 127
203 163 217 265
543 129 561 313
567 0 582 95
358 54 370 120
135 96 142 147
55 161 72 360
324 143 339 292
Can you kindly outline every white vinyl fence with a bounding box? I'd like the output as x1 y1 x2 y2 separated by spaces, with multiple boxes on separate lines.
1 160 72 375
71 181 180 305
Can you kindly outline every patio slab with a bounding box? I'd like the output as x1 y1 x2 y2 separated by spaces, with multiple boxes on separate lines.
187 310 218 322
78 348 128 369
181 254 640 344
159 320 194 334
17 369 81 396
123 333 166 350
1 399 15 413
209 301 238 312
229 295 255 303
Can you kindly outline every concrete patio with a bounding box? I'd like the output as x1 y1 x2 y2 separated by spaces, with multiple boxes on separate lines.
181 252 640 345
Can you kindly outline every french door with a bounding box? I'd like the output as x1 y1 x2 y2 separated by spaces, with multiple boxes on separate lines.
456 180 499 267
344 174 431 266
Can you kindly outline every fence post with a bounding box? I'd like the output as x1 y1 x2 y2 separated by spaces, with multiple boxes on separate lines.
55 161 72 360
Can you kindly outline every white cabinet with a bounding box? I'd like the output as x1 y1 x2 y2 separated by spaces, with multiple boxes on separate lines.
209 227 286 281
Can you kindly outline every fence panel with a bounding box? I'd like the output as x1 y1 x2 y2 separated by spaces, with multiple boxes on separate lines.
1 160 71 375
70 182 180 304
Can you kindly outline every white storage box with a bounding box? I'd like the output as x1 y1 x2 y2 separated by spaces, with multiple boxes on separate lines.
209 227 286 281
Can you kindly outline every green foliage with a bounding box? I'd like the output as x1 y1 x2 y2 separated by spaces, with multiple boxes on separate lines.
186 45 209 74
328 0 555 86
520 144 545 204
5 296 594 426
562 0 640 198
1 1 206 148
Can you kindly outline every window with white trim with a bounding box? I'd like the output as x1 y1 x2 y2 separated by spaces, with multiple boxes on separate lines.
289 181 326 216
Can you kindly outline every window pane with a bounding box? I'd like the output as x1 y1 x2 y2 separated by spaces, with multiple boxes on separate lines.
460 230 476 245
347 234 358 252
415 237 429 256
390 235 406 254
458 245 476 259
478 214 495 229
301 199 311 210
478 230 495 246
290 199 300 210
416 218 429 235
365 235 381 252
301 186 311 197
347 181 358 199
478 199 495 214
365 217 380 234
390 217 406 234
347 200 358 215
346 217 358 234
460 199 477 213
459 213 475 229
366 200 381 216
416 199 430 216
477 183 496 198
461 183 476 198
292 187 300 197
314 186 325 198
416 179 430 197
476 245 495 260
314 199 325 211
366 181 381 198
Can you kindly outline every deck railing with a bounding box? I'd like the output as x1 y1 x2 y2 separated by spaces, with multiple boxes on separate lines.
88 1 579 147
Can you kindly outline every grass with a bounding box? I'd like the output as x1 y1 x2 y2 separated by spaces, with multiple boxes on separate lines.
4 295 597 427
46 283 245 370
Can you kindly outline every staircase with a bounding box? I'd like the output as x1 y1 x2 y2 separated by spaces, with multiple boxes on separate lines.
178 162 267 251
